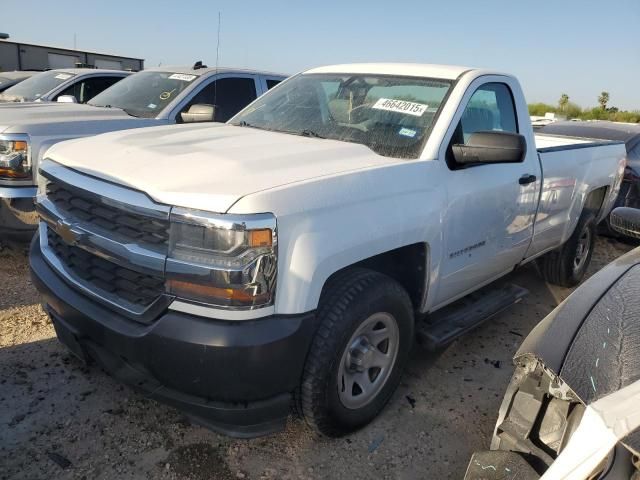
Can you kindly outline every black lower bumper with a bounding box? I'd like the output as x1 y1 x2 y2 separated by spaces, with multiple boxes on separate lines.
0 194 38 239
29 238 317 438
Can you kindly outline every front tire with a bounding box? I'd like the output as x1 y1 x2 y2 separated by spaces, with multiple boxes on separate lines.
539 210 596 287
300 269 414 437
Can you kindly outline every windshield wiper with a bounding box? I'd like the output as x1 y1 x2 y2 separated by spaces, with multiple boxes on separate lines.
120 108 140 118
236 121 272 131
89 103 138 118
237 120 261 128
298 129 325 139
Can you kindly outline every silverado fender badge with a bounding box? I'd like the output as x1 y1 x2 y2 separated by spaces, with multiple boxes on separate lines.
449 240 487 259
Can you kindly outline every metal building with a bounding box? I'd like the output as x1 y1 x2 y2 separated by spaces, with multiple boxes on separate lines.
0 39 144 72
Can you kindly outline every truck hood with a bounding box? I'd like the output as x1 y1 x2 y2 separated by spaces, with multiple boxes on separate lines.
0 94 32 103
0 103 147 134
45 123 400 212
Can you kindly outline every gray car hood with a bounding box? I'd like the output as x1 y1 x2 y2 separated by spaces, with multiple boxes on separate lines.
0 103 153 134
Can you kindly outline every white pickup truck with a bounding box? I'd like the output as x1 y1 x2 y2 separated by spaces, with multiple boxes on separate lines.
0 64 285 235
30 63 627 438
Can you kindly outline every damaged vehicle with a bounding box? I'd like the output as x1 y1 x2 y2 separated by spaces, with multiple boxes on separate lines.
465 207 640 480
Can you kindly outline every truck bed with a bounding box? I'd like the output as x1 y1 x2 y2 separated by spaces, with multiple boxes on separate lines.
527 133 626 258
534 133 622 152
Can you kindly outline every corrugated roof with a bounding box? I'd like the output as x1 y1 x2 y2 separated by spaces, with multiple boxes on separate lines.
0 39 144 61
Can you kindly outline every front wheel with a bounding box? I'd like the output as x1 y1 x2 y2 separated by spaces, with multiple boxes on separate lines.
299 269 414 437
538 210 596 287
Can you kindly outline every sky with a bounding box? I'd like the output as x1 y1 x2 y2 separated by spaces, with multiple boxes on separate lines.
2 0 639 110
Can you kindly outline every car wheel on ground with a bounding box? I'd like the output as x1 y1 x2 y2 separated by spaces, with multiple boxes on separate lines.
299 268 414 437
539 210 596 287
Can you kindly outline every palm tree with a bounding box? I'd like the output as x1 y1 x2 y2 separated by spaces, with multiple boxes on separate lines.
598 92 610 111
558 94 569 113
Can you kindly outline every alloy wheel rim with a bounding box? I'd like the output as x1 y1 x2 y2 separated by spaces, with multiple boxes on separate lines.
337 312 400 410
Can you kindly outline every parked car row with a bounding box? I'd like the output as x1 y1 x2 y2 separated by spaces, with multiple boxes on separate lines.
0 68 129 103
14 62 626 441
0 63 285 236
0 70 37 93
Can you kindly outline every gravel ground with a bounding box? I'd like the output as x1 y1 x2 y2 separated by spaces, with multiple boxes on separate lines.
0 236 635 480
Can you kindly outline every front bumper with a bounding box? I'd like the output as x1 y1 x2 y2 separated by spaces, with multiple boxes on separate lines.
30 237 318 438
0 186 38 237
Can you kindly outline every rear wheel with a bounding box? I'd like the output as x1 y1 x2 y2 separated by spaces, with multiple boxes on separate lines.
300 269 414 437
538 210 596 287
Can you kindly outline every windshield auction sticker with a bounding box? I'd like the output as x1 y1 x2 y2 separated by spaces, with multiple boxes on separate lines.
169 73 197 82
372 98 428 117
54 74 73 80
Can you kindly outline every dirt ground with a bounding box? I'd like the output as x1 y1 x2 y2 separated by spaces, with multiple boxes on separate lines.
0 236 635 480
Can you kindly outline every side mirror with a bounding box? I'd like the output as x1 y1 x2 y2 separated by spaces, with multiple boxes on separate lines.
56 95 78 104
452 131 526 166
181 104 216 123
610 207 640 239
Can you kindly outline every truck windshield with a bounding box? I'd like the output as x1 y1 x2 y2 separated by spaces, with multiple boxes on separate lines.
88 71 198 118
0 71 76 102
229 73 452 159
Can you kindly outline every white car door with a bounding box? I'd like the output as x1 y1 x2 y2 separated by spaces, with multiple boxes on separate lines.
433 77 540 307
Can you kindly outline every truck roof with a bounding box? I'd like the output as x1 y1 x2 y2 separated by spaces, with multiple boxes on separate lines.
0 71 37 80
52 68 129 75
305 63 475 80
143 65 287 78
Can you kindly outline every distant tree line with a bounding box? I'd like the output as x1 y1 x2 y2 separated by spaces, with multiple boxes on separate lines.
529 91 640 123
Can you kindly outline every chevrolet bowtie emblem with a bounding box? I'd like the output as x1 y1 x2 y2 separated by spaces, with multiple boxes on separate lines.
56 220 80 246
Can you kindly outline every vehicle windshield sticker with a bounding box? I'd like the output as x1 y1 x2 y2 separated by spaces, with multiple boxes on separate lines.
169 73 197 82
147 103 157 109
54 74 73 80
159 88 176 100
372 98 428 117
398 128 417 138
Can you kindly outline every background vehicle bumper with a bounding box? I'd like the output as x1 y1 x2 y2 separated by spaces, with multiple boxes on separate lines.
0 186 38 238
29 238 318 438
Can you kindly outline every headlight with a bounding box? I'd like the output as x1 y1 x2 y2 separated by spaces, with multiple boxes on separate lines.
0 136 31 179
166 207 277 309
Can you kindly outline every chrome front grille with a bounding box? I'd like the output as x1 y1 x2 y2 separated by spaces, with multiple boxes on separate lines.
37 160 173 322
47 228 165 308
46 179 170 249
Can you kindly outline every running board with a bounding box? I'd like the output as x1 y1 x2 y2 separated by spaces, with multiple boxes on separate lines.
416 283 529 351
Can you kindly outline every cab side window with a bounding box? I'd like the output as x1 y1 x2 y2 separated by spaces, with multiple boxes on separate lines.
81 76 123 102
178 77 258 123
55 76 123 103
447 82 519 166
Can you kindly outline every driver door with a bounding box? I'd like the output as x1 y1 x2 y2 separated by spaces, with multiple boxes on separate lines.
433 78 540 307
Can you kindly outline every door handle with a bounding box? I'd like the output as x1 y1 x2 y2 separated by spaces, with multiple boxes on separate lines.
519 174 537 185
